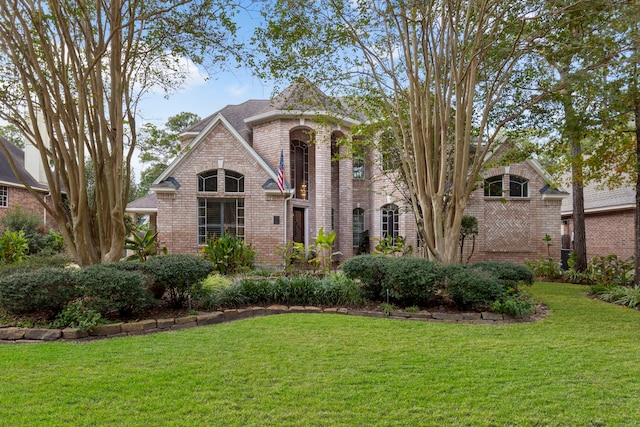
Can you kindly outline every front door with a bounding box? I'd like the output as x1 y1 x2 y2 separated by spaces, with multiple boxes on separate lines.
293 207 305 244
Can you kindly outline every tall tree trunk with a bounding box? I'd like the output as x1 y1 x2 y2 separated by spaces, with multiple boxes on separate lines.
634 96 640 285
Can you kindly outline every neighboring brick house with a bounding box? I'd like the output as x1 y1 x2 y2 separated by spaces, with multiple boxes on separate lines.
0 137 53 228
561 183 635 260
127 82 567 266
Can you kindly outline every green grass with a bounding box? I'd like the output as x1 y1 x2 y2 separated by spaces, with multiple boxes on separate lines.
2 282 640 426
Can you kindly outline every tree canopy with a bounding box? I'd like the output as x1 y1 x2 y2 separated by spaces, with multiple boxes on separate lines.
256 0 587 263
0 0 242 265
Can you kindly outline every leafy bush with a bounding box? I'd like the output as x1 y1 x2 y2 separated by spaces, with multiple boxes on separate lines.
442 265 505 310
201 233 256 274
525 256 562 280
144 254 215 307
587 255 634 287
0 229 29 263
202 273 363 310
491 294 536 317
124 226 166 261
107 260 161 298
383 257 442 306
472 261 534 290
51 299 105 331
75 264 154 318
342 254 390 300
343 255 442 305
0 267 77 315
0 206 47 255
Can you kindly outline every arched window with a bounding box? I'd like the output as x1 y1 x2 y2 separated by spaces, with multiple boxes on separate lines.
290 128 311 200
353 208 365 247
484 175 503 197
381 204 399 240
198 170 217 192
509 175 529 198
224 170 244 193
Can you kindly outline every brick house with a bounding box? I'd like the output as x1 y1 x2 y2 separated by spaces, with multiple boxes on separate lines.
561 183 635 260
127 82 567 266
0 137 53 228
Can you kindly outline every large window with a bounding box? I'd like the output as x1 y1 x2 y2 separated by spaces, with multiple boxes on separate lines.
509 175 529 198
198 170 217 192
353 208 365 247
381 204 399 240
484 176 503 197
224 170 244 193
0 185 7 207
290 129 310 200
197 198 244 244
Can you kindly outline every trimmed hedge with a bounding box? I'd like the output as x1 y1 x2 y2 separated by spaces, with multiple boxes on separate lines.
74 264 154 318
342 255 441 306
0 267 77 315
144 254 215 307
202 273 363 310
443 265 505 309
472 261 534 290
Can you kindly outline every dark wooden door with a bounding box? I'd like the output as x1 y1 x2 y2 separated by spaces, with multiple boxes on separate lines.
293 207 305 244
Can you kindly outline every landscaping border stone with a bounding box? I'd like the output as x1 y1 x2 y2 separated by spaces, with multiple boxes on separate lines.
0 304 547 344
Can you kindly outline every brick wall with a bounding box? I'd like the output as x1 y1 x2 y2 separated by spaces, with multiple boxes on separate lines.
0 186 56 230
563 209 635 260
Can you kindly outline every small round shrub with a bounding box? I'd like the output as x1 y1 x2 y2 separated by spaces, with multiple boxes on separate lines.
108 260 162 299
472 261 534 289
316 273 363 307
0 267 77 315
443 266 505 310
74 264 154 318
383 257 443 306
144 254 215 307
341 254 390 301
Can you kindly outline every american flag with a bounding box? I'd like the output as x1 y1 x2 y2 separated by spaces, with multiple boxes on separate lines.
277 149 285 193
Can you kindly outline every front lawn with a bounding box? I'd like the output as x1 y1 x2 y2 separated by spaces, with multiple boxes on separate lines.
1 282 639 426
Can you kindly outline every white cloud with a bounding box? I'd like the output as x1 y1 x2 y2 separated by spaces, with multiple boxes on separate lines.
225 83 250 97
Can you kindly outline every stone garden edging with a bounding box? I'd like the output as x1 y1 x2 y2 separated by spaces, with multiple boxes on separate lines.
0 304 547 344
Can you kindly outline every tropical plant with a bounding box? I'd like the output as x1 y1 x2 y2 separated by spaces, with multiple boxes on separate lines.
373 235 410 257
0 230 29 264
201 232 256 275
308 227 341 274
124 226 166 261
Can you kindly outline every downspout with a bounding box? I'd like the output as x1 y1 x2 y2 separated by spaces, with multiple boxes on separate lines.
283 190 294 267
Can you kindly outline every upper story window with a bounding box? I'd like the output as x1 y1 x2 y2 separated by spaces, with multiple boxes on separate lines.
0 185 7 207
224 170 244 193
380 131 400 172
352 156 365 179
290 128 312 200
484 175 503 197
198 170 217 192
509 175 529 198
484 175 529 198
381 203 399 240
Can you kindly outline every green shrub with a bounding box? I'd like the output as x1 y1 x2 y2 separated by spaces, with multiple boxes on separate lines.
0 253 73 276
75 264 154 318
107 260 162 299
0 206 48 255
491 294 536 317
0 229 29 264
472 261 534 290
202 273 363 310
201 233 256 274
342 254 390 300
0 267 77 315
383 257 442 306
443 266 505 310
316 273 363 307
51 299 105 331
144 254 215 308
587 255 634 287
525 256 562 280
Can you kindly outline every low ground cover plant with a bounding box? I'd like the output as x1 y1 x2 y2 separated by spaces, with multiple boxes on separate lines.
342 255 535 315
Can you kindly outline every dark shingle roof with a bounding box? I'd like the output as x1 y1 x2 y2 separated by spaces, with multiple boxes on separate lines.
0 137 46 189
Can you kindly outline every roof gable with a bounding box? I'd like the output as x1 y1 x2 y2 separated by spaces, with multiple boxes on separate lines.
152 113 282 189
